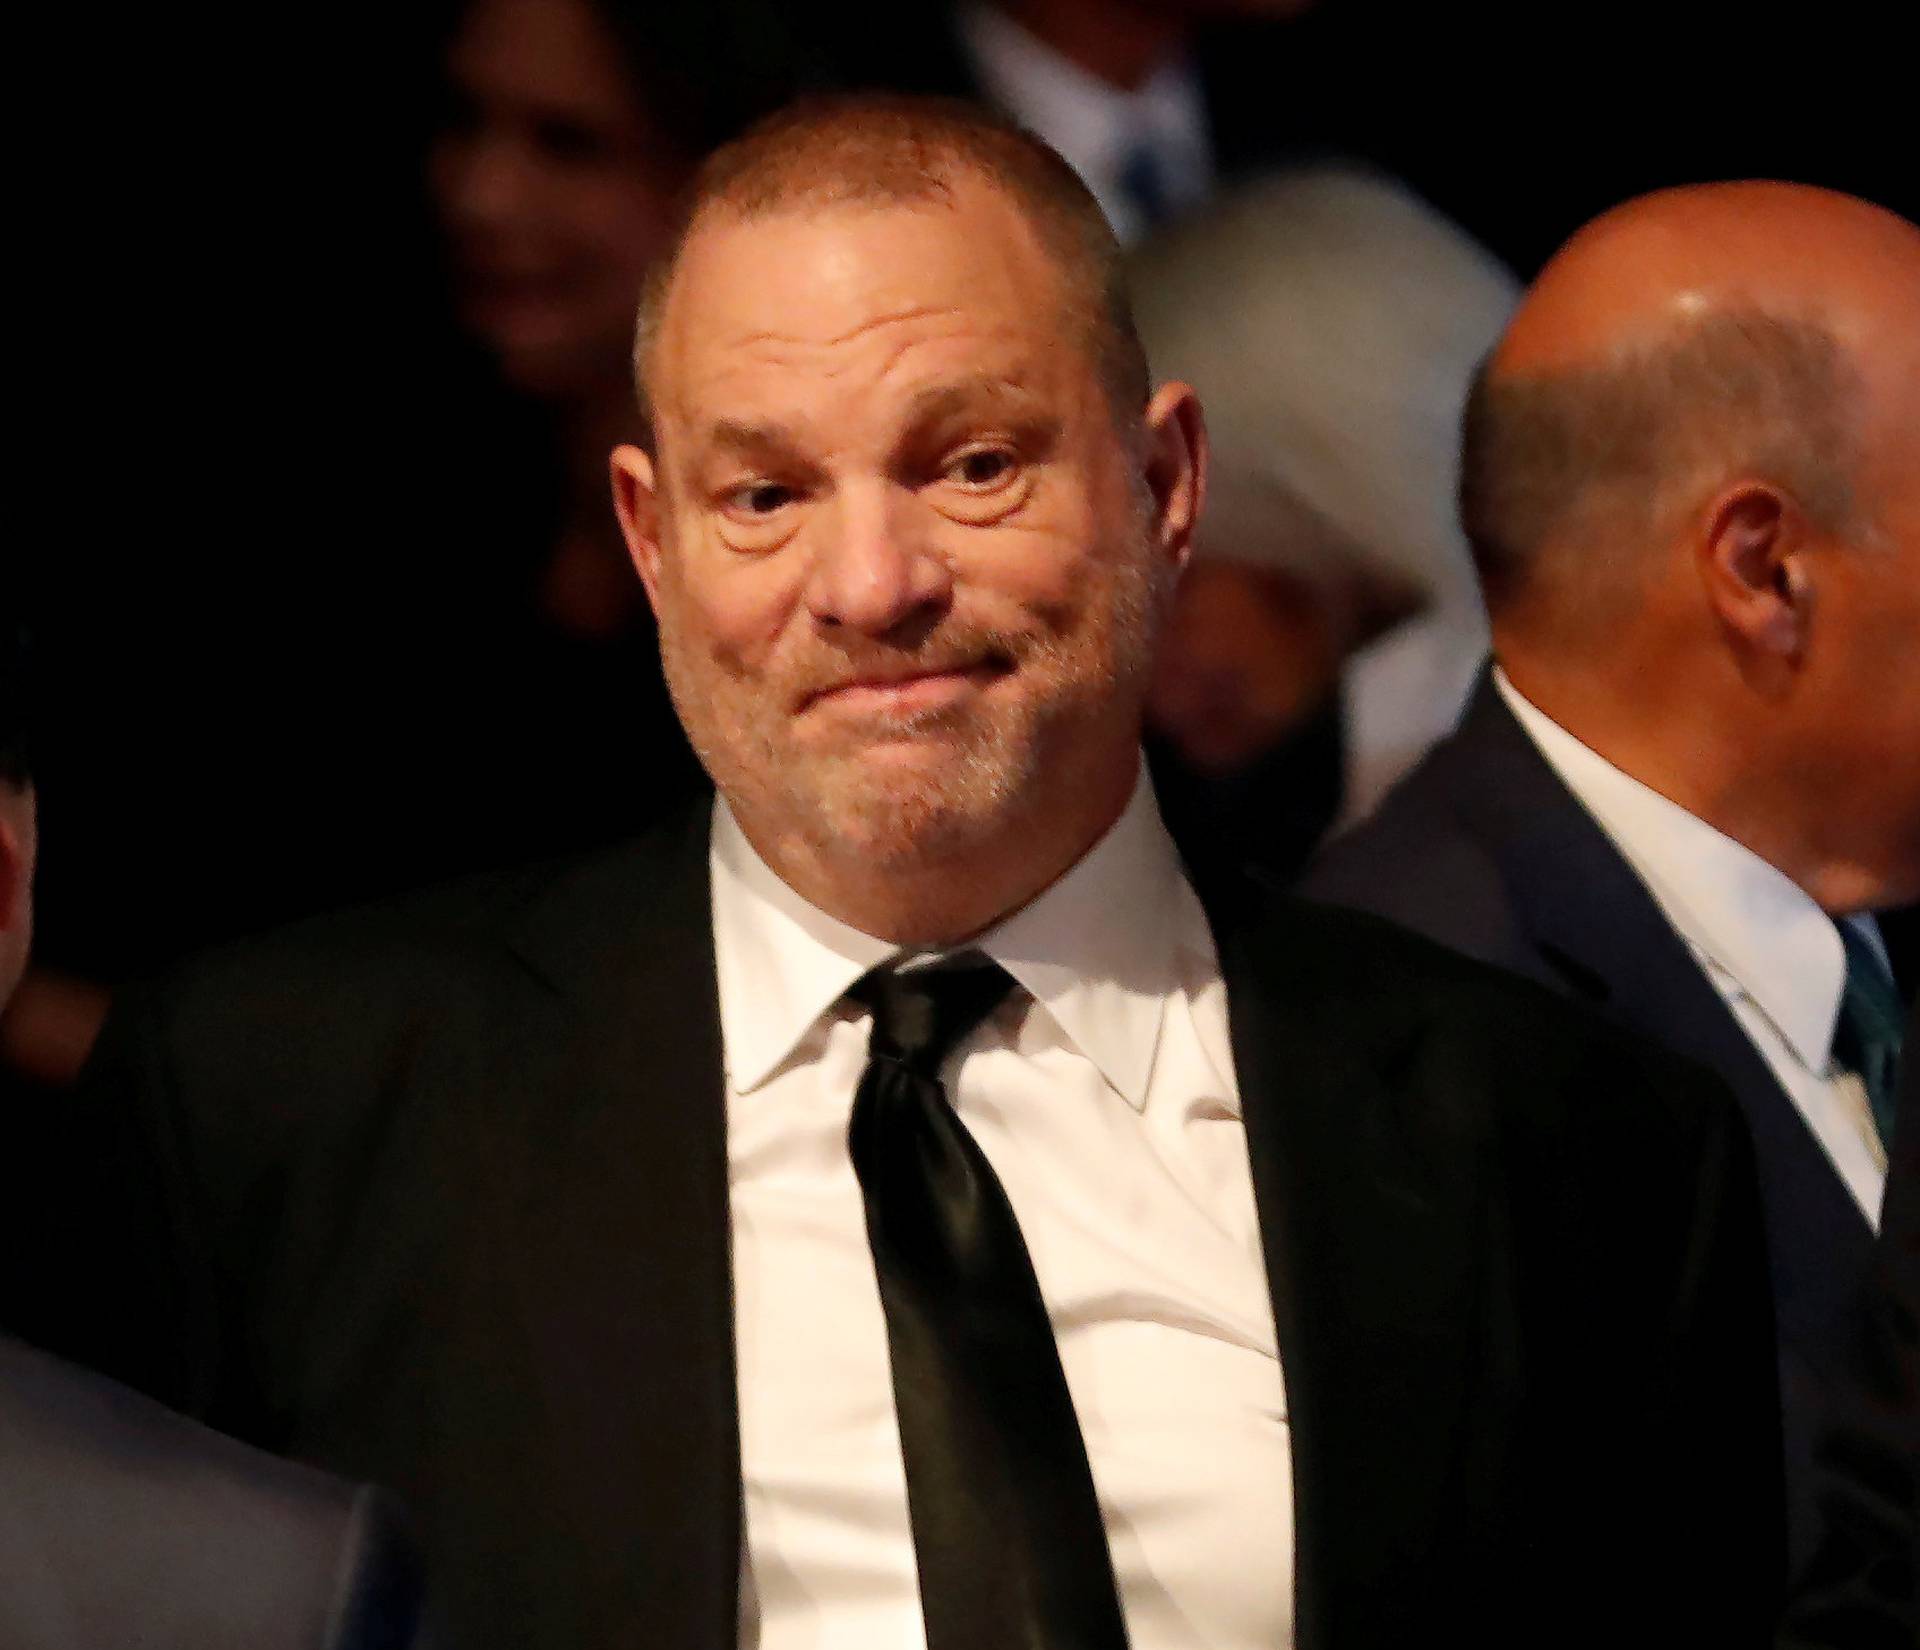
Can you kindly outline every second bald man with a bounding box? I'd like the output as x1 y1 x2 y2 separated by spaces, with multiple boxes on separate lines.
1308 182 1920 1571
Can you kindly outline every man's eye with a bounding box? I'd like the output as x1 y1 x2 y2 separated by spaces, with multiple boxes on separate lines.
725 481 796 515
944 448 1017 489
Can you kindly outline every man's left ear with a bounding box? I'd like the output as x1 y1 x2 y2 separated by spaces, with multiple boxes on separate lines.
1698 482 1816 664
610 443 667 617
1141 381 1206 578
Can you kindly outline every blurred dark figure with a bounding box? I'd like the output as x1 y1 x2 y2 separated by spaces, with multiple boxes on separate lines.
1304 183 1920 1569
0 619 34 1009
1130 165 1515 876
410 0 832 873
1779 994 1917 1648
0 614 426 1650
826 0 1324 242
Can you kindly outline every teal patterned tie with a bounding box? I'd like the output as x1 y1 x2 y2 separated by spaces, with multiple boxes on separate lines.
1832 920 1906 1150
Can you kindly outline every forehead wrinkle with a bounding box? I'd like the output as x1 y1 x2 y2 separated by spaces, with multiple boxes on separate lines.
712 303 970 360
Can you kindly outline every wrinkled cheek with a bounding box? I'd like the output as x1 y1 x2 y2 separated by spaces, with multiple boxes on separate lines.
672 578 791 688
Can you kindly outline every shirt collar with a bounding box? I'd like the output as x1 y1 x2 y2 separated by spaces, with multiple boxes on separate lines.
1494 668 1848 1069
709 764 1194 1108
710 802 899 1096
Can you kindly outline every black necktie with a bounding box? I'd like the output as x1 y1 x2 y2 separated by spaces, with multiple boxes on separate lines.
1833 920 1906 1149
848 957 1131 1650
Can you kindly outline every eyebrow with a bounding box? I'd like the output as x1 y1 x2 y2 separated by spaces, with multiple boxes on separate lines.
903 376 1051 428
700 418 806 462
689 376 1055 467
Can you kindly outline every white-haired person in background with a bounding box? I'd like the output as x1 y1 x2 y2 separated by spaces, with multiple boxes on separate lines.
1130 164 1516 873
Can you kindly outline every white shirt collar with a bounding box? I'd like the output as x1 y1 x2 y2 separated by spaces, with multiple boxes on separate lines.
957 2 1213 242
1494 668 1850 1071
710 763 1194 1109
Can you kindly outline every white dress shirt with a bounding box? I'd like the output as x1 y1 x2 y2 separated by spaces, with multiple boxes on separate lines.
1495 670 1888 1225
957 3 1214 243
712 771 1292 1650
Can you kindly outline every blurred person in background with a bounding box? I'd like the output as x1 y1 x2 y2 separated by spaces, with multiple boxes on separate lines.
1130 165 1516 875
0 613 426 1650
0 621 32 1013
1304 182 1920 1569
415 0 829 865
0 0 824 1094
827 0 1328 244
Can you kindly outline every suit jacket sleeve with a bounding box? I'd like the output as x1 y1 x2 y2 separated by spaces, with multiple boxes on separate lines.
0 1337 428 1650
1 979 217 1408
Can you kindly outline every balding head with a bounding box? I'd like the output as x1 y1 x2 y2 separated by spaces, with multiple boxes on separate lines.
1463 182 1920 910
1463 183 1920 633
632 95 1150 454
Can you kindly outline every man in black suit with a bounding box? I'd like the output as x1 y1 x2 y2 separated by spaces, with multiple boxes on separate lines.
0 616 424 1650
10 101 1782 1649
1304 183 1920 1570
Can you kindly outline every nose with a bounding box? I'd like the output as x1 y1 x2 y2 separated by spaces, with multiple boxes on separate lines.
805 485 953 639
434 128 534 236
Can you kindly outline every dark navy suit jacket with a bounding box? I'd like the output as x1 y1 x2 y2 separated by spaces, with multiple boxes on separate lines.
1778 998 1918 1647
1303 672 1905 1569
0 1336 424 1650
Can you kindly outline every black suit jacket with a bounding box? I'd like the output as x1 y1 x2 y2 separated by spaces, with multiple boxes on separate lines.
1302 673 1896 1568
0 1336 422 1650
6 802 1783 1649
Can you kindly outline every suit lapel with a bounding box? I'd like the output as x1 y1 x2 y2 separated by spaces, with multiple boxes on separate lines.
1208 878 1483 1650
498 803 740 1648
1439 682 1873 1342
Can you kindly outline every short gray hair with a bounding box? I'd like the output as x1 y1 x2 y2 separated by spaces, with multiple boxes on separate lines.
1460 308 1863 625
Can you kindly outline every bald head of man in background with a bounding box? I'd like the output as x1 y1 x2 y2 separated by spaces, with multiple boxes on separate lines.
1304 183 1919 1573
1461 181 1920 915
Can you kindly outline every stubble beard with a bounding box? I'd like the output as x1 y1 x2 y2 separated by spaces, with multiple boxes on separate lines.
659 530 1166 875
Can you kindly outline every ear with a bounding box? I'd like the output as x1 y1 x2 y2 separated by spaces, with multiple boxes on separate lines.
610 443 667 616
1697 482 1815 664
1140 381 1207 581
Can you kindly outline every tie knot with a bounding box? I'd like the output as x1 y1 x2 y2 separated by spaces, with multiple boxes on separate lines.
852 955 1016 1078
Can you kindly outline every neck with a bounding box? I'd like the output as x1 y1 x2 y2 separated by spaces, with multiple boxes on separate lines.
993 0 1188 90
736 754 1139 945
1500 651 1909 915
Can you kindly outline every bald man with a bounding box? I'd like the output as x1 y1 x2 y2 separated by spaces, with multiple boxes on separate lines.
1304 182 1920 1567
